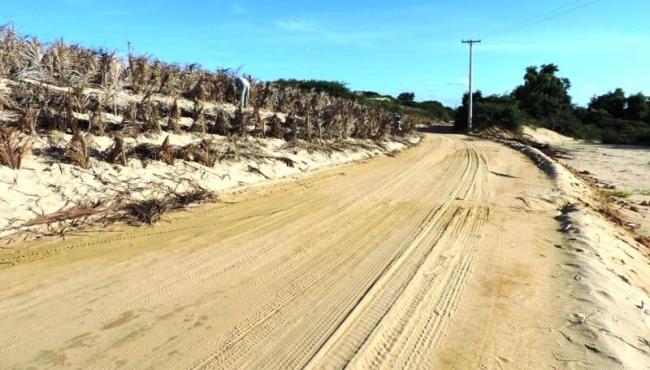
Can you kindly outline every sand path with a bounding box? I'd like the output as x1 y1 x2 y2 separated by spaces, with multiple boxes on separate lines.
0 133 617 369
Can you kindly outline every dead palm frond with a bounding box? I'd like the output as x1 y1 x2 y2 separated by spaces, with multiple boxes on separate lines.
121 102 141 137
188 74 214 101
190 101 206 133
106 136 128 166
167 99 181 133
267 114 284 139
159 135 174 165
210 109 229 136
15 39 47 80
45 39 73 84
68 85 91 114
141 100 161 133
19 105 39 135
65 131 91 169
0 128 32 169
89 102 106 135
127 54 151 93
195 138 217 167
124 199 166 225
98 52 124 114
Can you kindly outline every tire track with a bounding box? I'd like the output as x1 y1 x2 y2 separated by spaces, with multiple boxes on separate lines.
0 134 534 370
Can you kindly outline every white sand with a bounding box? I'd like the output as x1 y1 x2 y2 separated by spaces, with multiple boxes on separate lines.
0 130 419 239
505 133 650 368
524 125 650 239
521 126 575 146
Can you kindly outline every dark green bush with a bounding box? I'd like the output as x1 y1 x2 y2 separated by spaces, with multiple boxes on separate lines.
454 92 523 132
458 64 650 146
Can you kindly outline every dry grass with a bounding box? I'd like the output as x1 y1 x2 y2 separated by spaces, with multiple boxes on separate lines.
65 131 91 169
24 200 106 227
0 128 32 169
124 199 167 225
171 188 216 208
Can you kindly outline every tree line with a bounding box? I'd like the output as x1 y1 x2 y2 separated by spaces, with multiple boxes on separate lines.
454 64 650 145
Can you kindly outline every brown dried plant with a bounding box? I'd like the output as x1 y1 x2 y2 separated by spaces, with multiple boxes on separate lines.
66 131 91 169
211 109 229 136
122 102 140 137
106 136 128 166
190 102 206 133
20 105 38 135
0 128 32 169
267 114 284 139
159 135 174 165
167 99 181 133
89 102 106 135
141 100 161 133
195 138 217 167
124 199 166 225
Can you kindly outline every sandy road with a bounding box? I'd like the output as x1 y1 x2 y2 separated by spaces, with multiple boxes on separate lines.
0 133 584 369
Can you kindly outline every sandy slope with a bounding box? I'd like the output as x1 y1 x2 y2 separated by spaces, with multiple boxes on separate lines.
0 130 415 240
509 128 650 369
560 142 650 239
0 132 641 369
523 126 650 238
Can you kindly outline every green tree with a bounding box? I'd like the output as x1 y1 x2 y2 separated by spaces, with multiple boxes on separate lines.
512 64 573 123
455 91 523 132
413 100 451 121
589 88 626 118
624 92 649 121
397 92 415 105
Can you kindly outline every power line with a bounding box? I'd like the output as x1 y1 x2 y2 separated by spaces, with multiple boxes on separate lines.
486 0 604 37
498 0 593 28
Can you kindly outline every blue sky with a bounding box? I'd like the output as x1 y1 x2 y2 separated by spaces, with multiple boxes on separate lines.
2 0 649 107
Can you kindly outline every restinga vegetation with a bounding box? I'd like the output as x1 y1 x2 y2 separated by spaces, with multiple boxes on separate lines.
455 64 650 145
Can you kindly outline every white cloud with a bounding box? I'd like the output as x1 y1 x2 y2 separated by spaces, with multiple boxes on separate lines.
275 20 314 31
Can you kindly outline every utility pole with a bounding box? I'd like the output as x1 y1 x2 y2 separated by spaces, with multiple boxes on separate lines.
462 40 481 131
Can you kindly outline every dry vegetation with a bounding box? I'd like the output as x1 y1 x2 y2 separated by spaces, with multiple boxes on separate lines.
0 25 422 172
0 25 424 232
0 127 32 169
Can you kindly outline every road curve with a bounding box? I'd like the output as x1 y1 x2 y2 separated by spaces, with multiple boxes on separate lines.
0 133 572 369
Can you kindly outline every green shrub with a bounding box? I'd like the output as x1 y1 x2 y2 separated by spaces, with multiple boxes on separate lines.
454 92 523 132
612 190 632 198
